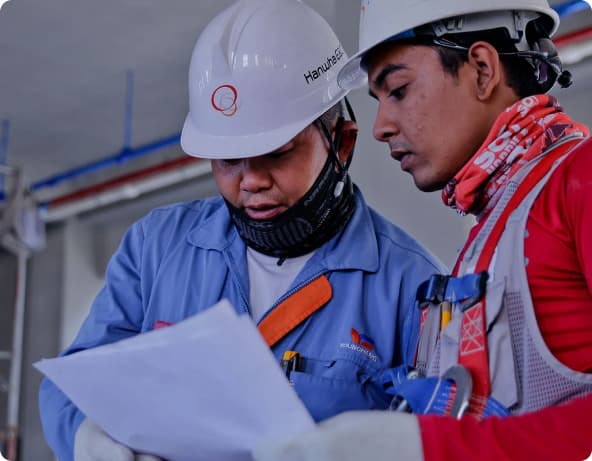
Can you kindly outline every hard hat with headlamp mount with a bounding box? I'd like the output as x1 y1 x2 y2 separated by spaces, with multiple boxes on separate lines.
338 0 564 91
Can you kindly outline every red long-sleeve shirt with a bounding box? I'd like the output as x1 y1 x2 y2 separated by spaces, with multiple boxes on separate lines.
420 393 592 461
419 138 592 460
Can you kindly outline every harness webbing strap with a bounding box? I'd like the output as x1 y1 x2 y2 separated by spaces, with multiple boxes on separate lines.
257 275 332 347
458 298 490 414
472 142 578 273
457 138 581 416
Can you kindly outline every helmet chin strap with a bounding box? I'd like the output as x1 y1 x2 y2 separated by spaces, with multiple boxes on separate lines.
226 98 358 261
317 96 357 198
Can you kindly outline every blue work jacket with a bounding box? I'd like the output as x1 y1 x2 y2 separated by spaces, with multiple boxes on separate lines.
39 188 443 461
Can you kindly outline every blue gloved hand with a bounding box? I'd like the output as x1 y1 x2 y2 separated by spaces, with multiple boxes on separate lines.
252 410 424 461
74 418 163 461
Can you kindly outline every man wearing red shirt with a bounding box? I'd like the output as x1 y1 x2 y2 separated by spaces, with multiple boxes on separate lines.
253 0 592 460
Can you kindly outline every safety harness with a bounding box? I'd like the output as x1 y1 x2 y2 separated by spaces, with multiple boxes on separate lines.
383 136 583 419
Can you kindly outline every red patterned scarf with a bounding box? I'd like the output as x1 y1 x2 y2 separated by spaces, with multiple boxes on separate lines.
442 95 589 216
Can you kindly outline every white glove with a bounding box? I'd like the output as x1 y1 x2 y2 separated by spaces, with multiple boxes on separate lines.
74 418 163 461
252 410 424 461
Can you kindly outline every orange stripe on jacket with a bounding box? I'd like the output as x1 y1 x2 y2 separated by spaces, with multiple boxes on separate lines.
258 275 332 348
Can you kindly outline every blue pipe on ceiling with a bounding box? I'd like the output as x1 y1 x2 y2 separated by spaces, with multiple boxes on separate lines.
29 69 181 193
553 0 591 17
30 133 181 192
0 70 186 202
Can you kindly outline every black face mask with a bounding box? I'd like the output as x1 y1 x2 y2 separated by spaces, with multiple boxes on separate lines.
226 99 357 260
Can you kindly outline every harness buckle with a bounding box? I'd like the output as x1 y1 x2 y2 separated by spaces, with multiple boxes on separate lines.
415 274 449 309
458 271 489 312
416 272 489 311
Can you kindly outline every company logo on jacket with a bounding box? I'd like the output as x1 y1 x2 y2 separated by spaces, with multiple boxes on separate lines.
339 328 378 362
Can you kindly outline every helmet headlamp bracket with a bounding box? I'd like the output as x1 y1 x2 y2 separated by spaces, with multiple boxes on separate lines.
432 34 573 90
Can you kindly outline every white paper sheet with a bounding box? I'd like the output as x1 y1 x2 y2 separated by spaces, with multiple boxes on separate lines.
34 299 315 461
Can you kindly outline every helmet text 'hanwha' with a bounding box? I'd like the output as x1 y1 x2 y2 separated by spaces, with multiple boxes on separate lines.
303 46 344 85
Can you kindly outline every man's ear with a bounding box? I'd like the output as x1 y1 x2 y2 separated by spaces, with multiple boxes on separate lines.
467 41 502 101
336 120 358 164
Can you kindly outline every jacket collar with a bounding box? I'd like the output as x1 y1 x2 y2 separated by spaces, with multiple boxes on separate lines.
186 188 379 273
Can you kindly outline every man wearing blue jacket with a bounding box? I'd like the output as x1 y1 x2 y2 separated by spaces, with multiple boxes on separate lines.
38 1 443 460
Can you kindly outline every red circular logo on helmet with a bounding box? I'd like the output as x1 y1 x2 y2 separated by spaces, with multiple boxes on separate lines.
211 84 238 117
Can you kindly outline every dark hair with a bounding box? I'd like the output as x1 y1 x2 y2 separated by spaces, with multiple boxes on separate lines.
404 30 545 97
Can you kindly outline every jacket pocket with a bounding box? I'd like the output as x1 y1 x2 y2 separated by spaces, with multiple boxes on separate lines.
290 356 388 422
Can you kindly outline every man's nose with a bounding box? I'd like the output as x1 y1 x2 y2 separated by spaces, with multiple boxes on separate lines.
240 157 273 192
373 102 399 143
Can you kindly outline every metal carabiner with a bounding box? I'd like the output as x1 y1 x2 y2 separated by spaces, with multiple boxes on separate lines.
441 365 473 419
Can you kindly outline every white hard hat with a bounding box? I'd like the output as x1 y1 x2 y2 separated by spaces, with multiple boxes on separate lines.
181 0 350 159
338 0 560 89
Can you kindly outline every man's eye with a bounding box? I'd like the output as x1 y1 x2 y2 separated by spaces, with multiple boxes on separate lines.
267 149 291 159
390 85 407 100
222 159 241 166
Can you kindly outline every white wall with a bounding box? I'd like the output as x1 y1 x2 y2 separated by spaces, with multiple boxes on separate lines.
60 218 104 350
59 174 220 349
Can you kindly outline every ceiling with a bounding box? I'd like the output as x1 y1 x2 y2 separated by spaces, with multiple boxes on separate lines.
0 0 591 203
0 0 234 200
